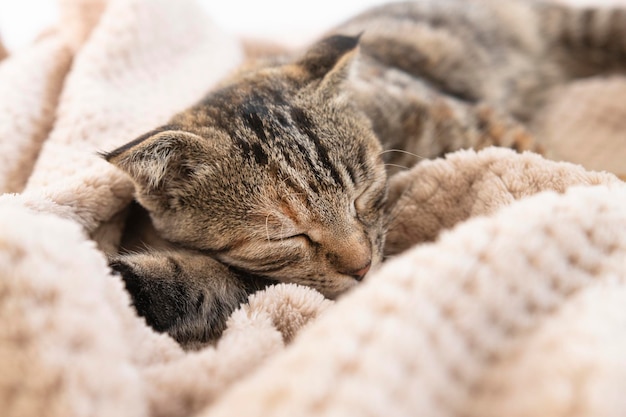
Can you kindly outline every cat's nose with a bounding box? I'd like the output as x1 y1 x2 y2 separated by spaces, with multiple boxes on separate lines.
348 261 371 281
325 228 372 281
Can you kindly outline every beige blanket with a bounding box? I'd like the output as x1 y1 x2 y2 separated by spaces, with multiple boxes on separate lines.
1 1 625 416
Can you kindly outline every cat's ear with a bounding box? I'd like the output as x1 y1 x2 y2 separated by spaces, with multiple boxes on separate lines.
103 129 205 191
297 34 361 93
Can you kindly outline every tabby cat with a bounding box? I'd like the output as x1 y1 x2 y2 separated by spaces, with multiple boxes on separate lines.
105 0 626 348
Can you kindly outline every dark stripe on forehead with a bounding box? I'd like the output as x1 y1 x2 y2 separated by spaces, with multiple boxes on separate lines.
290 107 345 188
293 140 320 174
232 134 268 166
215 101 267 166
264 109 323 186
307 179 320 195
233 135 251 156
251 142 268 165
243 110 268 142
241 110 270 165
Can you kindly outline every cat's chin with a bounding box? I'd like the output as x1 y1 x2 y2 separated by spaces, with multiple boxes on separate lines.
315 276 359 300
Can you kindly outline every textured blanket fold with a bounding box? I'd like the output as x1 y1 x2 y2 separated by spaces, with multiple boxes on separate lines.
1 1 625 417
0 37 6 62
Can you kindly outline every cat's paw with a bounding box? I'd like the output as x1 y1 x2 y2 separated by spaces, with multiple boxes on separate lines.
108 256 182 334
108 250 269 349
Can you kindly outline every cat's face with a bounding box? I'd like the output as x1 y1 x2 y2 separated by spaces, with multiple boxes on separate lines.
106 35 387 298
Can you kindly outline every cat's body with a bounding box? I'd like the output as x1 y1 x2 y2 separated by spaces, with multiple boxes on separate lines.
105 0 626 348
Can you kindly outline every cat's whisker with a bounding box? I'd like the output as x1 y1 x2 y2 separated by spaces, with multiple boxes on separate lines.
265 213 272 243
139 239 154 253
119 247 143 258
379 149 426 161
384 163 410 171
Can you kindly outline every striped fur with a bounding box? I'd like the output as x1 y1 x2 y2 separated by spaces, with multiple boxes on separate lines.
105 0 626 348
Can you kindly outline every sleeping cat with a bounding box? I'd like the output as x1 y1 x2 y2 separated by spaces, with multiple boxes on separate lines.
105 0 626 348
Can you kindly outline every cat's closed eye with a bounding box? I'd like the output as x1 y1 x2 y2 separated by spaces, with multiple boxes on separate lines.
288 234 314 244
267 233 311 244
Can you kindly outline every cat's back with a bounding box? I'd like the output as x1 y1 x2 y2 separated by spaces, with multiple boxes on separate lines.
330 0 557 116
333 0 543 58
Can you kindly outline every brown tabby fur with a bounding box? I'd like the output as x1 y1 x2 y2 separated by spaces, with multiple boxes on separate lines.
105 0 626 348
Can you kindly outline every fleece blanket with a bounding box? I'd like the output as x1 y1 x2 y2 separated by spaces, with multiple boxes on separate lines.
1 1 626 416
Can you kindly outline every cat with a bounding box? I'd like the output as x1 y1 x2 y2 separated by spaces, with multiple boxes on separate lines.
105 0 626 348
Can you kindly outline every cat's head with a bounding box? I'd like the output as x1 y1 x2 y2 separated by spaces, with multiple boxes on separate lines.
105 35 387 298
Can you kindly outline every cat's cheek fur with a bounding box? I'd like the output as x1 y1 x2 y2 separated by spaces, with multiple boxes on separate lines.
317 275 359 299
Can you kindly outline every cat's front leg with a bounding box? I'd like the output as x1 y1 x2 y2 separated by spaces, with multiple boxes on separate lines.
109 249 270 349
